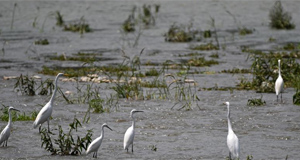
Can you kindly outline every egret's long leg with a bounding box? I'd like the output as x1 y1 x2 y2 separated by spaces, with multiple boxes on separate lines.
277 95 279 102
132 143 134 153
229 152 231 160
126 148 128 153
47 118 50 133
281 93 283 103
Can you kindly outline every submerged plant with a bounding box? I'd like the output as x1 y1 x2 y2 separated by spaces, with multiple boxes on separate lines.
40 117 93 155
34 39 49 45
247 97 266 106
190 42 219 50
14 74 36 96
269 1 295 29
164 22 199 42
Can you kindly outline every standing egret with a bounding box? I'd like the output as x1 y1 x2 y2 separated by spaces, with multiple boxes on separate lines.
33 73 64 132
0 107 20 147
124 109 143 153
86 123 113 158
224 102 239 160
275 59 284 103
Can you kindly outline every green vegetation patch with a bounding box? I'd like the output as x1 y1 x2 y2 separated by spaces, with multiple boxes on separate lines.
0 107 37 121
186 57 219 67
190 42 219 50
34 39 49 45
269 1 295 29
247 98 266 106
239 27 253 36
221 68 251 74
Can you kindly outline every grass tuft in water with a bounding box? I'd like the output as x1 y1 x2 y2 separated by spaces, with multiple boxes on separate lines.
40 117 93 155
247 97 266 106
190 42 219 50
34 39 49 45
269 1 295 29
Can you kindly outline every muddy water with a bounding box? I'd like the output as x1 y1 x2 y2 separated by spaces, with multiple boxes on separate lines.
1 0 300 159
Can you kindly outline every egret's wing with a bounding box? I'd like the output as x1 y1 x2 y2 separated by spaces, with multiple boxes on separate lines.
33 102 52 128
124 126 134 149
86 137 102 154
0 125 10 145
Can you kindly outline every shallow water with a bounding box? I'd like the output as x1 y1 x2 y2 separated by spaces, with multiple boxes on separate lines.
0 0 300 159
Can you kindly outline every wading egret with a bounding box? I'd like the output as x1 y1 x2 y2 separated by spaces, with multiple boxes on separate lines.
275 59 284 103
86 123 113 158
0 107 20 147
124 109 143 153
33 73 64 132
224 102 239 160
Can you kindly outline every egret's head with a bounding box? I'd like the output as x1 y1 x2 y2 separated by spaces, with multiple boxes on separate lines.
57 73 64 77
8 106 20 112
223 102 230 106
130 109 143 118
102 123 113 131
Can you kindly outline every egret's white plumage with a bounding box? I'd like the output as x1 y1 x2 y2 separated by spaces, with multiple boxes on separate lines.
224 102 239 160
33 73 63 132
86 123 112 158
275 59 284 102
124 109 143 153
0 107 20 147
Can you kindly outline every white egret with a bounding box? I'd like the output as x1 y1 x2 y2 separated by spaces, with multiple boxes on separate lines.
33 73 64 132
124 109 143 153
224 102 239 160
0 106 20 147
86 123 113 158
275 59 284 103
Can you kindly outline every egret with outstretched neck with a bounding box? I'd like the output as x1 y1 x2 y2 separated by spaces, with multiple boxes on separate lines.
275 59 284 103
124 109 143 153
224 102 239 160
0 107 20 147
86 123 113 158
33 73 64 132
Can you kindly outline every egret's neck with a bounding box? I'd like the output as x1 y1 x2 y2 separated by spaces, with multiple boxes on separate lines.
49 75 60 104
278 61 281 76
227 105 233 132
131 116 136 129
8 110 12 126
101 126 105 137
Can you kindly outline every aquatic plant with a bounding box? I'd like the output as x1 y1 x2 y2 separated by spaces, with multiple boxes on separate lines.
40 117 93 155
247 97 266 106
221 68 251 74
34 39 49 45
186 56 219 67
164 22 199 42
10 3 17 30
209 53 219 58
14 74 36 96
150 144 157 151
239 27 253 36
269 1 295 29
190 42 219 50
55 11 64 26
0 106 38 121
122 4 159 33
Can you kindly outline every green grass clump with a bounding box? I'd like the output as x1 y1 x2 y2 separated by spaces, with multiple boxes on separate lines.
247 98 266 106
145 68 160 76
221 68 251 74
190 42 219 50
209 53 219 58
187 57 219 67
55 11 64 27
282 43 300 50
269 1 295 29
49 54 96 63
34 39 49 45
164 23 196 42
40 117 93 155
239 27 253 35
0 107 38 121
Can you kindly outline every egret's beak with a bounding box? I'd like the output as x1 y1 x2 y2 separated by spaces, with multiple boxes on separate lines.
106 125 113 131
135 110 144 113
